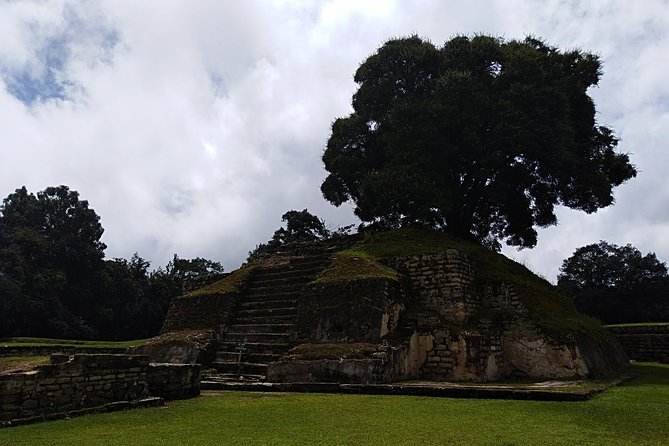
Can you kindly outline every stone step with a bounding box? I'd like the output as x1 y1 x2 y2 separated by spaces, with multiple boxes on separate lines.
235 307 298 318
227 323 294 334
253 265 324 281
239 299 299 310
234 314 297 325
211 361 269 375
247 276 314 290
218 341 292 355
244 290 302 302
216 351 282 363
202 373 266 382
224 332 291 343
246 283 307 294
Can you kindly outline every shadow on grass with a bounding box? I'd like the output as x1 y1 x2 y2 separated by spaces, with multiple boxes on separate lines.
620 362 669 387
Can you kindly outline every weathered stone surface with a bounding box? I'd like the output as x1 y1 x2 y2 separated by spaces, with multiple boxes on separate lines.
297 279 405 343
131 330 218 365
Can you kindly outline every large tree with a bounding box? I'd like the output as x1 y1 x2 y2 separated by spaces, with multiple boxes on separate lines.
321 35 636 249
558 241 668 291
557 241 669 323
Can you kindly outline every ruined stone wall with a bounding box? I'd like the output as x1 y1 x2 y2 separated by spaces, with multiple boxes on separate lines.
423 324 505 381
161 293 237 334
384 252 478 324
146 364 201 400
608 325 669 363
297 278 405 343
0 354 148 422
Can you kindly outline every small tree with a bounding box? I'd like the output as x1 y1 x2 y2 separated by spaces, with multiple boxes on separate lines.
321 35 636 249
248 209 330 261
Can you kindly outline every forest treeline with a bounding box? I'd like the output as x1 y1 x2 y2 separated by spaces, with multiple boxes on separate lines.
0 185 224 340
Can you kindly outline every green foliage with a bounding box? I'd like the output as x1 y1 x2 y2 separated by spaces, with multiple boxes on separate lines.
248 209 331 261
2 363 668 446
322 35 636 249
0 185 224 340
558 241 667 290
558 241 669 324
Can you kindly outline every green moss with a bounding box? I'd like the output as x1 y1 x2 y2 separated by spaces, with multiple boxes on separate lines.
287 343 382 360
312 252 400 284
188 265 256 297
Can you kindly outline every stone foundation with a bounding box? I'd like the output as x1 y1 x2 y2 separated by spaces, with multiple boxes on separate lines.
608 325 669 363
1 354 149 423
1 354 202 426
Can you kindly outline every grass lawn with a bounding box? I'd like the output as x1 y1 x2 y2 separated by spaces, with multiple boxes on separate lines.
1 363 667 446
0 337 148 349
0 356 50 374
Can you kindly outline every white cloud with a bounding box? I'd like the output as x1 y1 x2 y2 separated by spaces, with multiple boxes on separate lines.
1 0 669 282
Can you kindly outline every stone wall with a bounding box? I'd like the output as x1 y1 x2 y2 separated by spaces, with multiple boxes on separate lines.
608 325 669 363
1 354 203 426
147 363 201 400
297 278 405 342
384 252 478 324
1 354 148 423
161 293 237 334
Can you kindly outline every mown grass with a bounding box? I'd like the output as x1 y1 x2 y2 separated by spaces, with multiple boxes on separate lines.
0 338 147 348
0 356 50 374
1 363 667 446
606 322 669 328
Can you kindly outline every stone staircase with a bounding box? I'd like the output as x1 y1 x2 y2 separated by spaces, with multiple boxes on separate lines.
205 254 330 382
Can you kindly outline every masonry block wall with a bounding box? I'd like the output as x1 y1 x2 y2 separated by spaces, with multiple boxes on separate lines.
608 325 669 363
384 252 478 324
147 364 201 400
161 293 236 333
0 354 148 422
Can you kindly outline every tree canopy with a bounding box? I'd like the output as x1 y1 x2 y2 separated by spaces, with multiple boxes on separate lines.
321 35 636 249
557 241 669 323
248 209 331 261
0 185 224 339
558 241 668 291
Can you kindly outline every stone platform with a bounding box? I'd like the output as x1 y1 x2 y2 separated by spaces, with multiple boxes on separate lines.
201 374 632 402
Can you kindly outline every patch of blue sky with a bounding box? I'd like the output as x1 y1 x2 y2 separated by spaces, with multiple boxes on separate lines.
3 4 119 106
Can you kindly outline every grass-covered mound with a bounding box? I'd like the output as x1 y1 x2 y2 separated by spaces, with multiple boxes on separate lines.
334 228 610 343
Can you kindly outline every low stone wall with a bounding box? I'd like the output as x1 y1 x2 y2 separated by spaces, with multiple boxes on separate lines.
147 363 201 400
161 292 237 333
1 354 149 423
1 354 203 426
607 325 669 363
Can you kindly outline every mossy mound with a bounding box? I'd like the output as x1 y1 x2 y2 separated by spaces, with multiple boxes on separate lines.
343 228 610 343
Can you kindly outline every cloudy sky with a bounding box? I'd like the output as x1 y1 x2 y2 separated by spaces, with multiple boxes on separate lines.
1 0 668 282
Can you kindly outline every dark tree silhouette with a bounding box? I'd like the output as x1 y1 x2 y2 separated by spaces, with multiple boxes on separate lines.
248 209 330 261
558 241 669 323
321 35 636 249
